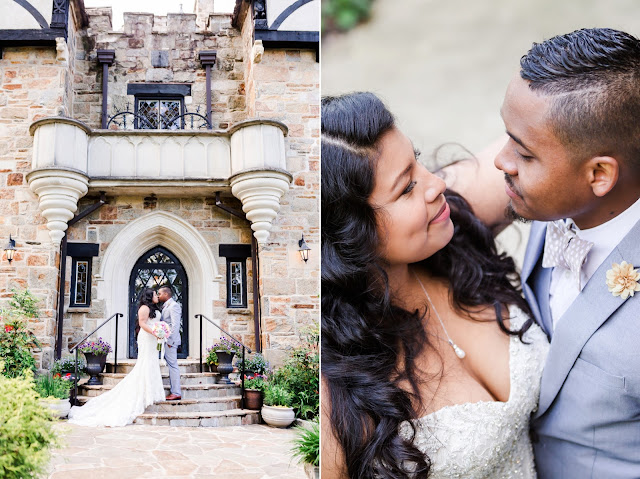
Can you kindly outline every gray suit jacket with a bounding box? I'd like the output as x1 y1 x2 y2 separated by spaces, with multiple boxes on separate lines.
160 298 182 347
523 220 640 479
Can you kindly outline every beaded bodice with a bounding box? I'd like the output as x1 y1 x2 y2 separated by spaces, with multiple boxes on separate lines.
399 306 549 478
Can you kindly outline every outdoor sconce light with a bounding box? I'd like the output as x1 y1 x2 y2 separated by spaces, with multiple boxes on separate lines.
4 235 16 264
298 235 311 263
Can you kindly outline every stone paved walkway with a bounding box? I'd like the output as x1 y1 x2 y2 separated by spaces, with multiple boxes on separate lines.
46 422 306 478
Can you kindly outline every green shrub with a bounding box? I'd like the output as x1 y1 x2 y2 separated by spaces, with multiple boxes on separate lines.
322 0 374 33
34 373 71 400
291 419 320 466
205 347 218 365
271 325 319 419
0 368 60 478
263 383 293 407
0 289 41 379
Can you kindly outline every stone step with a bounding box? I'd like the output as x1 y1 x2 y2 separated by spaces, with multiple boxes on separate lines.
133 409 261 427
78 382 241 400
105 360 209 375
75 395 245 413
99 372 219 387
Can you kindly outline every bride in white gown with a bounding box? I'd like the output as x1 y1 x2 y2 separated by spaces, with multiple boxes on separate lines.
68 288 166 427
321 93 549 478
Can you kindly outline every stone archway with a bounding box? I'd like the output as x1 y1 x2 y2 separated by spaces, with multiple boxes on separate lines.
95 210 223 360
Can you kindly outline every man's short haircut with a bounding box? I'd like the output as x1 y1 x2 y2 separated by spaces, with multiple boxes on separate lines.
158 285 173 297
520 28 640 170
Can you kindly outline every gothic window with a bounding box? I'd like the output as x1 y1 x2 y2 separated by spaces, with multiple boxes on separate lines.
70 258 91 307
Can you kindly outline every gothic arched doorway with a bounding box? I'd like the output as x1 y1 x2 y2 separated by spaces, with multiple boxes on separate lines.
128 246 189 359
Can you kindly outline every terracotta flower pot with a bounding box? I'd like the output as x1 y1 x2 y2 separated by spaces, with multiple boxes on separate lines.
244 388 263 410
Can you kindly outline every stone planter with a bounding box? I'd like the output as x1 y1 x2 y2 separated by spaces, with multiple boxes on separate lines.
261 405 296 428
304 463 319 479
39 398 71 419
215 351 235 384
244 388 263 410
83 353 107 385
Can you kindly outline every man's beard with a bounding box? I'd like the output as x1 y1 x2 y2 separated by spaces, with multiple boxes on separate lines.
504 203 531 224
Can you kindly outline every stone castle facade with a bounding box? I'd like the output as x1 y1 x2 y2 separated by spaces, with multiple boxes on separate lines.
0 0 319 369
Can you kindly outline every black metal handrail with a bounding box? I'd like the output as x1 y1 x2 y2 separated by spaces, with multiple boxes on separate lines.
68 312 123 406
195 314 252 409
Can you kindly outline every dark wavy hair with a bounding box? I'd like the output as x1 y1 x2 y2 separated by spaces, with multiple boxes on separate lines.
521 27 640 170
321 92 533 478
137 288 159 331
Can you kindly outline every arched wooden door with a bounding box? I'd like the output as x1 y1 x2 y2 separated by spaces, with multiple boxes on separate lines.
128 246 188 359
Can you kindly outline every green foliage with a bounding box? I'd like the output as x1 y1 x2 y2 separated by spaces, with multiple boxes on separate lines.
0 368 61 478
263 383 293 407
270 325 319 419
0 289 41 378
236 352 271 375
51 356 86 376
34 373 71 400
291 419 320 466
205 348 218 365
8 289 40 319
322 0 374 34
243 374 267 391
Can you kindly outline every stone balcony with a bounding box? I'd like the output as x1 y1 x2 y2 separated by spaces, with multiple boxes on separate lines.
27 117 292 244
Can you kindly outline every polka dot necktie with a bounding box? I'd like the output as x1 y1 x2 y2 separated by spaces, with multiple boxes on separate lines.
542 220 594 291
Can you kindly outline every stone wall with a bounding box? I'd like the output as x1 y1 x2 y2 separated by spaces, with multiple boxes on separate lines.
72 8 246 130
237 6 320 363
0 11 88 369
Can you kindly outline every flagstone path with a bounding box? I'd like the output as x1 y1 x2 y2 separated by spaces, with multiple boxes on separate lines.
46 422 306 478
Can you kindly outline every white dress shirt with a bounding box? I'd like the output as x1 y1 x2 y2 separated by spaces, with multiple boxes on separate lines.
549 196 640 329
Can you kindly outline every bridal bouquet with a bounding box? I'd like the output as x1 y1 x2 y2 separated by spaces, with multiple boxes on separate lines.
152 321 172 351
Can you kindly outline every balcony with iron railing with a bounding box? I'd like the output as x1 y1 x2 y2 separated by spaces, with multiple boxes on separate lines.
26 107 292 245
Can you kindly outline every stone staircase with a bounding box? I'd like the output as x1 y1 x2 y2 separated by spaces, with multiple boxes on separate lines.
75 359 261 427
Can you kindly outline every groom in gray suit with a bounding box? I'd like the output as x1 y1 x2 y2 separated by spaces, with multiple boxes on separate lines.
158 286 182 400
492 28 640 478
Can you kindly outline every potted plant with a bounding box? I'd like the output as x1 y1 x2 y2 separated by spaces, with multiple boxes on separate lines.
211 335 242 384
291 419 320 479
50 356 86 382
243 374 266 410
261 383 296 427
205 348 218 373
235 352 270 378
34 373 72 418
77 337 112 385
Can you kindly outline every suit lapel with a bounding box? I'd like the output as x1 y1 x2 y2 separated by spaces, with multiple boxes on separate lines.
536 219 640 417
521 222 553 336
522 221 546 283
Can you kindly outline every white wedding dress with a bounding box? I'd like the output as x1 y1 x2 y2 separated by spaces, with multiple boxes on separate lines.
68 314 166 427
399 306 549 478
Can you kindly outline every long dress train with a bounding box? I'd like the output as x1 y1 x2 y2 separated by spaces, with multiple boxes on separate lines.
68 315 165 427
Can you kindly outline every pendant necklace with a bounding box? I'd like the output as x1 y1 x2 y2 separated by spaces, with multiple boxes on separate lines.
414 271 466 359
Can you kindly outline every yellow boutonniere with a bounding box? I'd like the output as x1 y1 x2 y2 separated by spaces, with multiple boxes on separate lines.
606 261 640 299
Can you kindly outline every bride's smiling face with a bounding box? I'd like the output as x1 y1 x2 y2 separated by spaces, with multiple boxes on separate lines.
369 128 454 267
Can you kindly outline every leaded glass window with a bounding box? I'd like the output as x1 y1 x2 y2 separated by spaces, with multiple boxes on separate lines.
230 262 244 307
226 258 247 308
136 98 182 130
70 258 91 307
